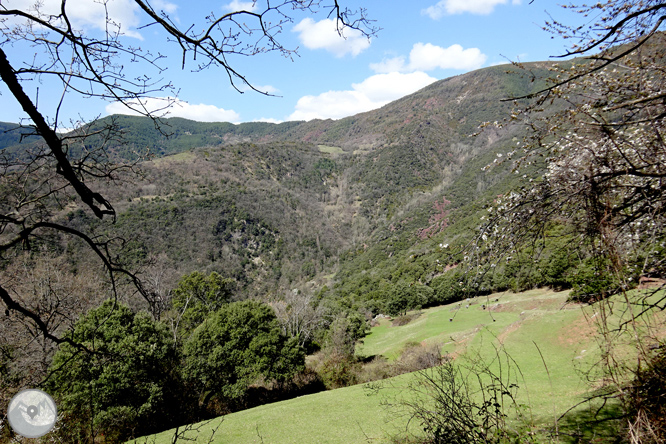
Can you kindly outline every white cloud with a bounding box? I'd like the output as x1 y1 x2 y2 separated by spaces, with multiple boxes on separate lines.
153 0 179 14
371 43 486 73
106 97 240 123
352 72 437 102
223 1 259 12
422 0 520 17
253 117 283 124
288 72 437 121
369 56 407 74
2 0 167 39
408 43 486 71
292 18 370 57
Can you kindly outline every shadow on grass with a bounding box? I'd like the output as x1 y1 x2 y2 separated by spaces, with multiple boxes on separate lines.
555 398 625 444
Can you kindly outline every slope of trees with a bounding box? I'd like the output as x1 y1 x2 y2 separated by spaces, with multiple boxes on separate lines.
0 0 375 344
0 1 375 441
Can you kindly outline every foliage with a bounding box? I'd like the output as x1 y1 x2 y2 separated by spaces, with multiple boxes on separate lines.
182 301 305 405
307 311 369 389
46 300 181 443
475 21 666 302
385 282 431 317
170 271 235 338
307 351 361 390
0 0 375 405
1 58 564 333
325 311 369 357
430 271 468 306
132 288 665 444
567 256 624 303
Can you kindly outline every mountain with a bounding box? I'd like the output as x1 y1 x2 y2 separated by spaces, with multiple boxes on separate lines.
0 62 560 307
0 121 41 150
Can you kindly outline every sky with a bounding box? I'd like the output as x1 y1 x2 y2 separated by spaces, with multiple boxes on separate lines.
0 0 586 126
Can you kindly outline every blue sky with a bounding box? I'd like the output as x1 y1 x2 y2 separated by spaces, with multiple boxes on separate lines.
0 0 584 126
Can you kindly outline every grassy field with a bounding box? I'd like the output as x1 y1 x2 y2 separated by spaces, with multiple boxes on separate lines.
359 289 600 422
317 145 345 155
133 288 665 444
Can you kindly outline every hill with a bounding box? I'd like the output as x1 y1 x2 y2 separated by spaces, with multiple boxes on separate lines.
133 288 665 444
0 121 41 150
3 44 665 443
0 62 561 305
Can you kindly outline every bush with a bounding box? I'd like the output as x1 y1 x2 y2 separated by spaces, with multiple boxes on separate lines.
325 311 369 357
381 349 524 444
626 344 666 443
391 313 421 327
385 282 430 316
308 351 361 389
46 300 182 443
568 258 622 303
183 301 305 409
396 342 444 373
430 272 466 306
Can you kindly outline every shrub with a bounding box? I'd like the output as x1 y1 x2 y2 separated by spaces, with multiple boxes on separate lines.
568 258 622 303
308 351 361 389
625 344 666 443
381 349 524 444
46 300 182 443
183 301 305 409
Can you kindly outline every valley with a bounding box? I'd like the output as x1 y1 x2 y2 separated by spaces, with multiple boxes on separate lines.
2 30 665 443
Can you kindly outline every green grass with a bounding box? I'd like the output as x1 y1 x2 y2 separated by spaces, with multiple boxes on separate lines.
133 288 665 444
317 145 344 155
358 289 574 359
359 289 596 415
131 377 408 444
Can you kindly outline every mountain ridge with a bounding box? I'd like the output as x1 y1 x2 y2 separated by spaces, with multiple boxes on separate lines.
0 59 561 306
0 62 554 158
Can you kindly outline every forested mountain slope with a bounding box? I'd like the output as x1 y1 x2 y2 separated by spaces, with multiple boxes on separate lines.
0 62 554 306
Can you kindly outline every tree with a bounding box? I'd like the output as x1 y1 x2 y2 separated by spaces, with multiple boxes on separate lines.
325 310 368 357
169 270 235 340
0 255 104 395
0 0 376 347
45 300 181 443
385 281 430 316
475 2 666 303
272 289 327 349
182 300 304 406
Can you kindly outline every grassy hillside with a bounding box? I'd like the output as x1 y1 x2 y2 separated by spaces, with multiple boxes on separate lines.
134 288 665 444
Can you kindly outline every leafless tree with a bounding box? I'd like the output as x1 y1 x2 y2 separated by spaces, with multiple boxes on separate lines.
272 289 326 347
474 2 666 298
469 2 666 441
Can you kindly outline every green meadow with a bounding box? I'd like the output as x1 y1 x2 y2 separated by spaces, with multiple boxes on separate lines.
317 145 345 155
133 288 664 444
